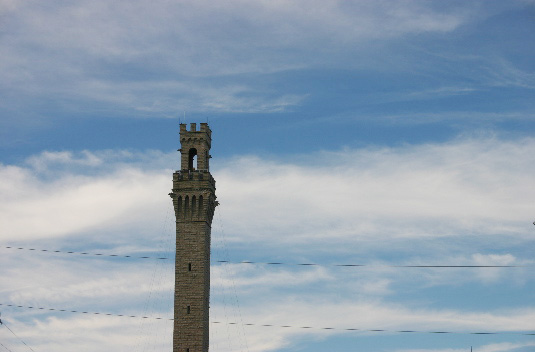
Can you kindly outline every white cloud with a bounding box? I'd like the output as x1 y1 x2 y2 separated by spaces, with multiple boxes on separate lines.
0 150 172 241
1 315 172 352
1 137 534 351
9 0 470 65
0 0 486 116
25 150 103 172
0 0 529 122
2 136 534 261
1 254 173 308
262 300 535 332
209 298 535 352
0 167 167 241
481 57 535 89
397 341 535 352
216 136 535 251
0 0 20 14
212 264 330 292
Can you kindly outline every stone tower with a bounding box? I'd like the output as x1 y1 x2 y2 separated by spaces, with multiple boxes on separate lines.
169 123 217 352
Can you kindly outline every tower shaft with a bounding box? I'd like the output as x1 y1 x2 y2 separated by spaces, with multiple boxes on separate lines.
170 123 216 352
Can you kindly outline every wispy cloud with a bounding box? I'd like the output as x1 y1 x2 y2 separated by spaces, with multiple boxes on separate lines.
2 136 533 254
209 299 535 351
397 341 535 352
216 136 535 250
0 0 488 117
1 136 533 351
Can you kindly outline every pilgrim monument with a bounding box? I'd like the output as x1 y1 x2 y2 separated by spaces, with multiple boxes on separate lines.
169 123 217 352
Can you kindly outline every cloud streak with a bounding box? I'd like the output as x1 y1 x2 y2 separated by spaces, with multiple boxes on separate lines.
216 136 535 250
0 0 505 117
1 136 533 351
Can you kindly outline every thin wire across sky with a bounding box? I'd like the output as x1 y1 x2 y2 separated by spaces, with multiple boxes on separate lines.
1 246 529 268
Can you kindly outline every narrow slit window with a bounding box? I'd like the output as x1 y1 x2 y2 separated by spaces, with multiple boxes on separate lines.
188 263 192 271
187 306 191 314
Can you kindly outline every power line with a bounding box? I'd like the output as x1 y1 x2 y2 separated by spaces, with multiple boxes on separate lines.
0 304 172 321
2 303 534 336
2 322 36 352
2 246 529 268
0 342 14 352
1 246 168 260
215 260 527 268
211 321 535 336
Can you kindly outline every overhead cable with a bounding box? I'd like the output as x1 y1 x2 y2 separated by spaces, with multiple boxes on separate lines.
2 303 534 336
215 260 526 268
2 322 36 352
1 246 168 260
211 321 535 336
0 303 172 321
1 246 529 268
0 342 14 352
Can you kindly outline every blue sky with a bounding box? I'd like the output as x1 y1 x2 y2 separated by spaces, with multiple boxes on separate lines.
0 1 534 351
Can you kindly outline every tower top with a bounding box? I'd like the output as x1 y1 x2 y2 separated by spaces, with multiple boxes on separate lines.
180 122 211 136
179 123 212 172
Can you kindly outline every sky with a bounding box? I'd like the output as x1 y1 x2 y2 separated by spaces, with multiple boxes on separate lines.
0 0 534 351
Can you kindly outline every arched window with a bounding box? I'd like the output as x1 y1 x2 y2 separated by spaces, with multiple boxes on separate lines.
198 195 203 215
184 196 189 217
188 148 198 170
191 196 196 217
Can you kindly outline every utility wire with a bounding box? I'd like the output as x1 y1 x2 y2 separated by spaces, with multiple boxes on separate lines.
214 210 250 352
2 303 534 336
2 246 529 268
211 321 535 336
2 322 36 352
1 246 168 260
0 304 172 321
0 342 13 352
215 260 527 268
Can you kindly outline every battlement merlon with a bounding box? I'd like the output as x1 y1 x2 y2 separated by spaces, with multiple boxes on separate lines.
180 123 212 139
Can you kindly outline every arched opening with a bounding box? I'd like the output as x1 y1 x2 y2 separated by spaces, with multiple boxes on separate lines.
188 148 198 170
191 196 196 218
198 195 203 215
184 196 189 218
